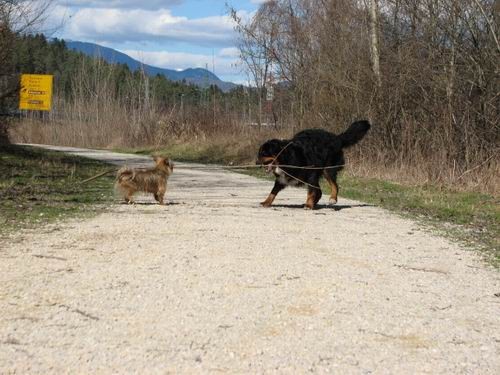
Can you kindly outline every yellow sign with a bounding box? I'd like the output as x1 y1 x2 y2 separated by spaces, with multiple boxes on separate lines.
19 74 53 111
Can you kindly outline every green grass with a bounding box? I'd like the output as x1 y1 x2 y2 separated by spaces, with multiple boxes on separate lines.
0 144 115 235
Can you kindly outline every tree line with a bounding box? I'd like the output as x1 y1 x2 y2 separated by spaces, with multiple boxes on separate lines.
1 30 264 146
231 0 499 188
4 33 249 112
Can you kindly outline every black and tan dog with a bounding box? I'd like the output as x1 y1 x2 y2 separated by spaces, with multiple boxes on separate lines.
257 120 370 209
115 156 174 205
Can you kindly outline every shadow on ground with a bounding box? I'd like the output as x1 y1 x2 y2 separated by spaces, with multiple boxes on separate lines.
269 203 374 211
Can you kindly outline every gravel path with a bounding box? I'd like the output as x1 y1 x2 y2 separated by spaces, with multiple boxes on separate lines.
1 145 499 374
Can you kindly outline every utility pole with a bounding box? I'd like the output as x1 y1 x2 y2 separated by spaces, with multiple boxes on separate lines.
212 49 216 127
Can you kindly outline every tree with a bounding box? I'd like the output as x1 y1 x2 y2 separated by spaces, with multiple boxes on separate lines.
0 0 53 143
230 4 279 127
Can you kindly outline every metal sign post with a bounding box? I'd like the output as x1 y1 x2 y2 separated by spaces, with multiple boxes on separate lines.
19 74 53 111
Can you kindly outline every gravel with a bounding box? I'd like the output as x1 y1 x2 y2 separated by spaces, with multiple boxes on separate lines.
1 145 499 373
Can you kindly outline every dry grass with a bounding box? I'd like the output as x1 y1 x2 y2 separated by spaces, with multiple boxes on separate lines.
9 115 499 196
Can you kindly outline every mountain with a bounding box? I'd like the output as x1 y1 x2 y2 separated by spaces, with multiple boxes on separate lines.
66 41 237 92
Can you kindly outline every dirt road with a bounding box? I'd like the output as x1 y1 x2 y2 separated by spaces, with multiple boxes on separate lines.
1 146 499 373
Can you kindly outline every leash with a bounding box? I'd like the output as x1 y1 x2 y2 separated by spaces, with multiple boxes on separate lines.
80 163 346 184
80 165 168 184
170 164 346 170
277 168 321 189
272 141 293 165
80 139 345 187
80 168 118 184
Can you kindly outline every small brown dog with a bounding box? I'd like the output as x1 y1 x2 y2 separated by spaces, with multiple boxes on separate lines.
115 156 174 205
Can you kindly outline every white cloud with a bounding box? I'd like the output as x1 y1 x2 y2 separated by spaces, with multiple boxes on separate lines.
55 1 183 10
43 1 257 82
61 7 236 46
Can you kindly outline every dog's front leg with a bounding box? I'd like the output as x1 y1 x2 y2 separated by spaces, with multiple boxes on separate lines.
261 181 286 207
305 187 322 210
156 187 166 205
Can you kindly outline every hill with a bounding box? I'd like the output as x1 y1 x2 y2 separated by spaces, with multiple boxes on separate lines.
67 41 237 92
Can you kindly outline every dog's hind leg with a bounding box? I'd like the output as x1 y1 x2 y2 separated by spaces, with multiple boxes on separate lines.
125 190 135 204
118 187 134 204
323 170 338 205
261 181 285 207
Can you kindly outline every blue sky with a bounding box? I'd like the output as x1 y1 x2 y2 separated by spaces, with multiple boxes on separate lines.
47 0 268 83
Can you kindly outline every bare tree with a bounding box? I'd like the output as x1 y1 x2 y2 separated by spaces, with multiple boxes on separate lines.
232 0 499 191
230 3 281 127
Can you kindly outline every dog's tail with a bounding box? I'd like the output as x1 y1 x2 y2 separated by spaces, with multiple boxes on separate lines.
339 120 371 148
116 166 135 182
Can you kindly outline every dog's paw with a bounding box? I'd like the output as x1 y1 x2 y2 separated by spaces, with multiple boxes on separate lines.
260 201 272 207
304 205 314 210
328 198 337 205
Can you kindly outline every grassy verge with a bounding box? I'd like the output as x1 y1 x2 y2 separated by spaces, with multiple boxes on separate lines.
0 144 114 235
339 174 498 263
244 168 499 266
118 145 499 265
